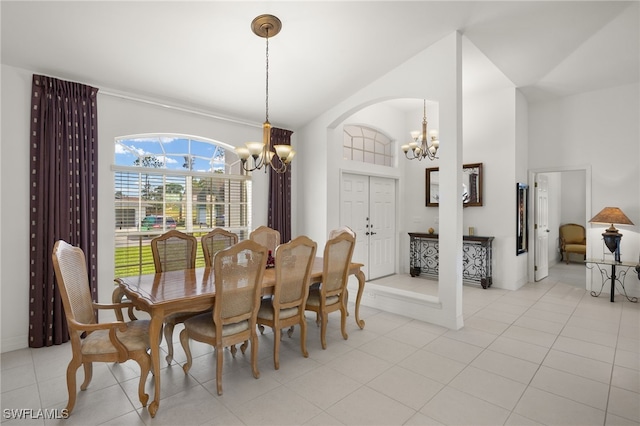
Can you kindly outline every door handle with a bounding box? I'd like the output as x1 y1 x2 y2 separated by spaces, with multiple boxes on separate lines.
370 232 377 235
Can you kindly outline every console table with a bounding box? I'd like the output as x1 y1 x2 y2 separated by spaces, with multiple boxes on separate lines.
409 233 494 288
584 258 638 303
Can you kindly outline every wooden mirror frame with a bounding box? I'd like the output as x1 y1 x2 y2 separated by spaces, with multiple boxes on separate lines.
425 163 483 207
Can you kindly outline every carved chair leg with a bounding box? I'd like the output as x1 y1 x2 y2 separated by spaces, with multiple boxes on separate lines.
65 357 82 415
179 329 192 374
340 306 349 341
250 334 260 380
273 326 281 370
216 343 224 395
132 352 150 407
320 313 328 350
164 320 176 365
299 320 308 358
80 362 93 391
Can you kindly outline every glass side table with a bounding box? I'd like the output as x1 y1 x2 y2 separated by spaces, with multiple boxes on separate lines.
584 258 638 303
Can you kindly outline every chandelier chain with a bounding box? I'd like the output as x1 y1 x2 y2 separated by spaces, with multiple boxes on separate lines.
265 28 269 124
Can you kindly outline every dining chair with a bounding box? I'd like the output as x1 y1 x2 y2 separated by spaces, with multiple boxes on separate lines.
328 225 356 240
305 232 355 349
150 229 200 365
310 226 356 315
52 240 151 416
179 239 268 395
250 225 280 255
257 235 317 369
151 229 197 272
201 228 238 267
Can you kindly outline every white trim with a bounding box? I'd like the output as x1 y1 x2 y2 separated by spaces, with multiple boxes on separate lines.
99 89 261 129
528 164 592 289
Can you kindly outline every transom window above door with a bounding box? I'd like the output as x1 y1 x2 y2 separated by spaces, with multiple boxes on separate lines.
343 125 394 167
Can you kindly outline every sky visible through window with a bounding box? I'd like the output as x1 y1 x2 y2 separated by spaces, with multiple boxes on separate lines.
115 135 229 172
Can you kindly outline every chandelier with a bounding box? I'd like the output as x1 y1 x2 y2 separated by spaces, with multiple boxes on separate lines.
235 14 295 174
401 99 439 161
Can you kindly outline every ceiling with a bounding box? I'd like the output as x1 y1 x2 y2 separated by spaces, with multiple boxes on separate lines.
2 1 638 129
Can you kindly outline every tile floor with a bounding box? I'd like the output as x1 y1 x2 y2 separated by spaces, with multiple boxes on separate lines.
2 263 639 425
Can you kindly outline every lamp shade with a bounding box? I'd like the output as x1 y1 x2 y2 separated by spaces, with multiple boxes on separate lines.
589 207 634 226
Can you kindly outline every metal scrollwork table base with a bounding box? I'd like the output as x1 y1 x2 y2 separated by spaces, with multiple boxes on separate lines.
585 258 638 303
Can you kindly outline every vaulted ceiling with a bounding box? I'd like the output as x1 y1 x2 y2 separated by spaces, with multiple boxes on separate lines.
2 1 638 128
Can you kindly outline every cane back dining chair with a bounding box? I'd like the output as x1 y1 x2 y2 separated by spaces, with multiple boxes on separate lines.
150 229 201 365
249 225 280 254
201 228 239 267
310 226 356 315
179 239 268 395
328 226 356 308
257 235 317 369
305 232 355 349
52 240 151 416
328 225 356 240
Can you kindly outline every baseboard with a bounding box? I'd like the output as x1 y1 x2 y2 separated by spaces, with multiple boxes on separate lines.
1 334 28 353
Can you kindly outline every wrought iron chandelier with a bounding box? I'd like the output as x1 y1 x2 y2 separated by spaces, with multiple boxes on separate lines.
401 99 439 161
235 14 295 174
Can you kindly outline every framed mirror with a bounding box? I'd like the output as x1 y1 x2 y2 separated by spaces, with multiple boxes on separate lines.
425 163 483 207
516 182 529 255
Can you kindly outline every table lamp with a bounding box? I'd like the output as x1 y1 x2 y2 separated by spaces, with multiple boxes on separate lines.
589 207 634 263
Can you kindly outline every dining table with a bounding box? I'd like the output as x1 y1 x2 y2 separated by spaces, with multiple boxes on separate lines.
114 257 366 417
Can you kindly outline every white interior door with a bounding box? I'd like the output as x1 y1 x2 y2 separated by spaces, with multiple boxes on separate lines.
341 173 396 280
535 174 549 281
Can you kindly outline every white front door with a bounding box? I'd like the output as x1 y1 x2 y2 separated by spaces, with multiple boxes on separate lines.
340 174 369 274
535 174 549 281
368 176 396 279
341 173 396 280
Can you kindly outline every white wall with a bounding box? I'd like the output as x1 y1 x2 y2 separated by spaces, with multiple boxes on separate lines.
0 65 272 352
460 89 522 289
1 66 31 352
561 170 587 226
529 83 640 296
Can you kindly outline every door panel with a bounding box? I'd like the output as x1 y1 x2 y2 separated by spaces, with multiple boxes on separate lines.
369 176 395 279
341 174 368 271
535 174 549 281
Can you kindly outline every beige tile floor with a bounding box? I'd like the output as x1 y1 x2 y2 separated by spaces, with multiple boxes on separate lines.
2 263 639 425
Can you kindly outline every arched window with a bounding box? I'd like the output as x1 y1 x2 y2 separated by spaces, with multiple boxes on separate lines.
113 134 250 275
343 125 394 166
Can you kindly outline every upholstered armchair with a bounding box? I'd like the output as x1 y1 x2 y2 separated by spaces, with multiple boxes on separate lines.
559 223 586 264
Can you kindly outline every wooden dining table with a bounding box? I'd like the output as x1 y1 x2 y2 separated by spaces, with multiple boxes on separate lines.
114 257 365 417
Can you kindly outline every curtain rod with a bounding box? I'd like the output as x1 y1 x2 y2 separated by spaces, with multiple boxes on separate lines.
99 89 261 129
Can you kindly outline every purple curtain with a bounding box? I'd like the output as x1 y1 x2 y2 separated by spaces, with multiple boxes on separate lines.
29 75 99 348
268 127 293 244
